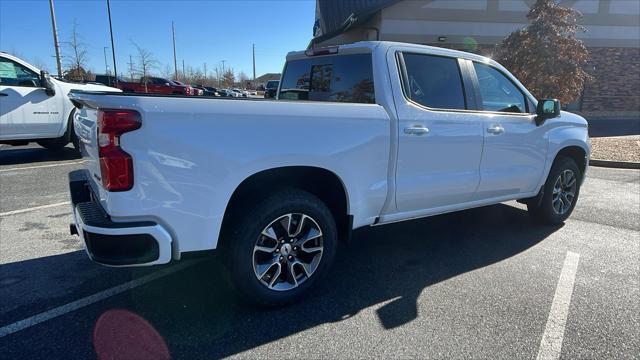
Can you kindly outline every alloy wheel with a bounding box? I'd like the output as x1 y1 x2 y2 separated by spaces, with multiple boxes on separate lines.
552 169 577 215
252 213 324 291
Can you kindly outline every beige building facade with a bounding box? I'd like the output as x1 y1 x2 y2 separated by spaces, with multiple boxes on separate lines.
314 0 640 117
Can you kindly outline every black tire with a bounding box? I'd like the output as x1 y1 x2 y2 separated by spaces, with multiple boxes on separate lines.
37 109 75 151
225 188 337 307
528 156 582 225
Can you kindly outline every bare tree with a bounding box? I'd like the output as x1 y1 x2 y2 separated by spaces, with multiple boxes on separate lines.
161 63 173 80
30 57 50 72
132 42 158 92
238 71 250 88
63 19 89 81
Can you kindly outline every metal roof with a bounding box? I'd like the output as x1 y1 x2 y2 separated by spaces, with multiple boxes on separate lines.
312 0 398 45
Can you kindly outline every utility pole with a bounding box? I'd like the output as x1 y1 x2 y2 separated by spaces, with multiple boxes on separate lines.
252 43 256 81
128 54 134 81
204 62 207 81
103 47 109 75
221 60 226 87
106 0 118 86
182 59 185 81
48 0 62 78
172 21 178 80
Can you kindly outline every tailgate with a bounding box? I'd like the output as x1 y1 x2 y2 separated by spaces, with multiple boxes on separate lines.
72 101 103 199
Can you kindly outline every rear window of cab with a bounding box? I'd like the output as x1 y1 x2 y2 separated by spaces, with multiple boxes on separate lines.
279 53 375 104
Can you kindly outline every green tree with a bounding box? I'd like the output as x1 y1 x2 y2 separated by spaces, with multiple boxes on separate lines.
494 0 592 104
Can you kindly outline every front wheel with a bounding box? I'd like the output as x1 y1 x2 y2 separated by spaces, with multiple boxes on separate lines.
225 189 337 307
37 109 75 151
528 156 582 225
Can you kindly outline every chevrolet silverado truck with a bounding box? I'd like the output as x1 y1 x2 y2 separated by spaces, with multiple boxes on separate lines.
67 42 590 306
0 52 120 150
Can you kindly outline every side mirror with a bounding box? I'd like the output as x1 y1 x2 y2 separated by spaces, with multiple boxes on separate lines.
535 99 560 126
40 70 55 96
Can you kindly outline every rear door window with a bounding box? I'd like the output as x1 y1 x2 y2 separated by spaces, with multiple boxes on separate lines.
401 53 467 110
279 53 375 104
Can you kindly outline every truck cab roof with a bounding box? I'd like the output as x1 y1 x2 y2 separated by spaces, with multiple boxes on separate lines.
288 41 496 66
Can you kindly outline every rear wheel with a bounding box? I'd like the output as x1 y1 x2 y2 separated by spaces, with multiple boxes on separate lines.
528 156 581 224
225 189 337 307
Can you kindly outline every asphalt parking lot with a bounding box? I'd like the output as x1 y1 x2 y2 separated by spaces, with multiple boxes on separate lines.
1 143 638 359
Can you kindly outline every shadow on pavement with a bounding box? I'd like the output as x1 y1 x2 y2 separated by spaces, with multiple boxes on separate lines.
0 203 561 358
0 145 80 166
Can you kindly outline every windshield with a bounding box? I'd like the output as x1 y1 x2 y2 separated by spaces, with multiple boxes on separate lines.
266 80 279 89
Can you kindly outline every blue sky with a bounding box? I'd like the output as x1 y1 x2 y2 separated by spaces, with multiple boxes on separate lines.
0 0 316 78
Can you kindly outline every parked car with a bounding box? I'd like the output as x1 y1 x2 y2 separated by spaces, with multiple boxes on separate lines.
189 84 204 96
193 85 217 96
219 88 240 97
68 41 590 307
203 86 220 96
264 80 279 98
118 77 193 95
93 74 126 88
0 52 120 150
232 88 248 97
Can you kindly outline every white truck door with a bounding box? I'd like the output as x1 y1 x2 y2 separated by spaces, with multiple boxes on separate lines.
469 61 548 198
0 56 57 140
392 51 483 212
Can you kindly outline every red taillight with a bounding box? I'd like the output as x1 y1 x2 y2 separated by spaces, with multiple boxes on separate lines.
98 109 141 191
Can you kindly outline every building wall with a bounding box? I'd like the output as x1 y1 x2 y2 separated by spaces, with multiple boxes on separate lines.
582 47 640 115
318 0 640 116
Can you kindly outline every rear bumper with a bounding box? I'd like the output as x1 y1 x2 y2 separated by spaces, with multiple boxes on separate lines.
68 169 173 267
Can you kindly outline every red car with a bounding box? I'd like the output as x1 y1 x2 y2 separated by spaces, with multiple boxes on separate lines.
118 77 193 95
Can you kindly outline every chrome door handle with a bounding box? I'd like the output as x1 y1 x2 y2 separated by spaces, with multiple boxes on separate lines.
404 125 430 136
487 124 504 135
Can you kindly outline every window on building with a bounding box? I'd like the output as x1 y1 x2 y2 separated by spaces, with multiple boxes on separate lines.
279 53 375 104
473 62 528 113
401 53 467 110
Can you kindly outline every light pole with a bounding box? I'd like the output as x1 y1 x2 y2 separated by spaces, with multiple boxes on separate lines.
221 60 226 87
103 47 110 75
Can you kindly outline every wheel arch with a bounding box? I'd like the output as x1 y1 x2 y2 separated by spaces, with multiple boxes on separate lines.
219 166 352 249
554 145 588 177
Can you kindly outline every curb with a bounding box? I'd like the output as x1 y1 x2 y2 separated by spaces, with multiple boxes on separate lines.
589 159 640 169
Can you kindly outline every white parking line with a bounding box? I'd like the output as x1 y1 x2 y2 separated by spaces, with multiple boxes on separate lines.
536 251 580 360
0 260 201 338
0 202 70 217
0 161 84 172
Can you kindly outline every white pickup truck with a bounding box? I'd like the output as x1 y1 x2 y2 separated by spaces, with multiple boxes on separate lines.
68 41 589 306
0 52 119 150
